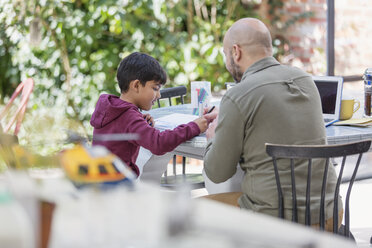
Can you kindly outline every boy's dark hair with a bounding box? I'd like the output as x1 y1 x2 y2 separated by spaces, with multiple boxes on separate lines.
116 52 167 92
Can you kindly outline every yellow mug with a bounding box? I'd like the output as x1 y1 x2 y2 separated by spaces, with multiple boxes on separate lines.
340 99 360 120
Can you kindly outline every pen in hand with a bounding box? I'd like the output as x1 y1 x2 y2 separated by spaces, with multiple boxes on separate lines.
206 106 215 114
143 114 153 126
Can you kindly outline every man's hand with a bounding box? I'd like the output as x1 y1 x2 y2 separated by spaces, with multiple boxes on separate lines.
143 113 154 126
206 116 218 140
203 107 218 125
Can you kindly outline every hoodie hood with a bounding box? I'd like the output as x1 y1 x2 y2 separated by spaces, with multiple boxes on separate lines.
90 94 138 128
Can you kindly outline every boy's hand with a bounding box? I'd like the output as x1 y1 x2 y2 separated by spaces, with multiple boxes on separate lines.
193 116 208 133
143 114 154 127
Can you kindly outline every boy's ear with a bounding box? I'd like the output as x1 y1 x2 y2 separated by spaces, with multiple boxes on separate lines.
129 79 141 92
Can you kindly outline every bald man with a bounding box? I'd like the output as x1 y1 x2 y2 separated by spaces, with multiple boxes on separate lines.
203 18 342 230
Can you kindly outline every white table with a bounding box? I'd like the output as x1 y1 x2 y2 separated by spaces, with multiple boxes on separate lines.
45 178 357 248
1 167 359 248
138 104 372 193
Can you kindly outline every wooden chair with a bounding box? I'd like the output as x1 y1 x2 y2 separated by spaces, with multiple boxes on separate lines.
157 86 205 189
265 140 371 239
0 78 34 135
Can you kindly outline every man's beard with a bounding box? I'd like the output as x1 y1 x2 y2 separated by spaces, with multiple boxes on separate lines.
230 56 243 83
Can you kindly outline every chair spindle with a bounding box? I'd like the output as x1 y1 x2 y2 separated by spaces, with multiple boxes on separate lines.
290 159 298 222
272 157 284 219
344 152 364 238
319 158 329 230
305 159 312 226
333 155 347 233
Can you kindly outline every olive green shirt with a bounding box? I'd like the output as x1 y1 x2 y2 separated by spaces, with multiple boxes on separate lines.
204 57 341 224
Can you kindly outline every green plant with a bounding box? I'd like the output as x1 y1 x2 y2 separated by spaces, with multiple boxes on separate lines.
0 0 312 150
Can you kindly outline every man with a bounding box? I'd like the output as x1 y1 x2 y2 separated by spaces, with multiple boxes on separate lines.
203 18 341 229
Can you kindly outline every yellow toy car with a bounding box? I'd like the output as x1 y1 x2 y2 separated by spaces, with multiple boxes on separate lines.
59 144 136 187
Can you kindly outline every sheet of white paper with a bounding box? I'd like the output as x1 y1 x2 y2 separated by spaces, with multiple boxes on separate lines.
154 113 198 130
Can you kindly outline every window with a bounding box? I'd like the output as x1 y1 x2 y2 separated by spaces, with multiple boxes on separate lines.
98 164 108 175
78 165 88 175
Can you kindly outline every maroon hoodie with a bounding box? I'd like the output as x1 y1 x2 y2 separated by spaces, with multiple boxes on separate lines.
90 94 200 177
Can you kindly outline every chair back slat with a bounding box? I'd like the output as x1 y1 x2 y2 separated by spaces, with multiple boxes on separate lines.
333 155 347 232
344 152 364 238
290 159 298 222
305 159 312 226
266 141 370 158
265 140 371 239
319 158 329 230
272 157 284 218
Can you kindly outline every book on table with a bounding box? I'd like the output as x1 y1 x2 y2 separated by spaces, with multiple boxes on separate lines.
333 118 372 127
154 113 198 130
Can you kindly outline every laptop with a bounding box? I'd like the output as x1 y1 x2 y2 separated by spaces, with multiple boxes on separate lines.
312 76 344 127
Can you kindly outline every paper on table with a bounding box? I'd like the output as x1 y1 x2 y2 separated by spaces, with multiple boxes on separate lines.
333 118 372 127
154 113 198 130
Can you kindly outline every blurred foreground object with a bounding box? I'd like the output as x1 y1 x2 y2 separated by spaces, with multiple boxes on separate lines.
47 181 357 248
59 144 136 187
0 78 34 135
0 182 35 248
0 130 138 188
0 143 58 170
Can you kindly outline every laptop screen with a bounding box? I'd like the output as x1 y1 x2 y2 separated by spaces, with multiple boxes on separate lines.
312 76 343 120
314 80 338 114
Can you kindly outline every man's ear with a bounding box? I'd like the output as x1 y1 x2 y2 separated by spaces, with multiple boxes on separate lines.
129 79 141 93
232 44 242 62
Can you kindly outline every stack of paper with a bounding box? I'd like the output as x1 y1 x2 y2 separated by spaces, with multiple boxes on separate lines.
154 113 198 130
333 118 372 127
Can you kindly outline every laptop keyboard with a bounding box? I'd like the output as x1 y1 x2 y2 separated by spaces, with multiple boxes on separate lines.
324 118 337 127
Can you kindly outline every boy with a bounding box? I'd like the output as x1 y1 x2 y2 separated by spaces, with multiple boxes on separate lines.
90 52 208 177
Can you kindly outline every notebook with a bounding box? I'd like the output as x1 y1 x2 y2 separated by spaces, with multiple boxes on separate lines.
154 113 197 130
312 76 344 127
